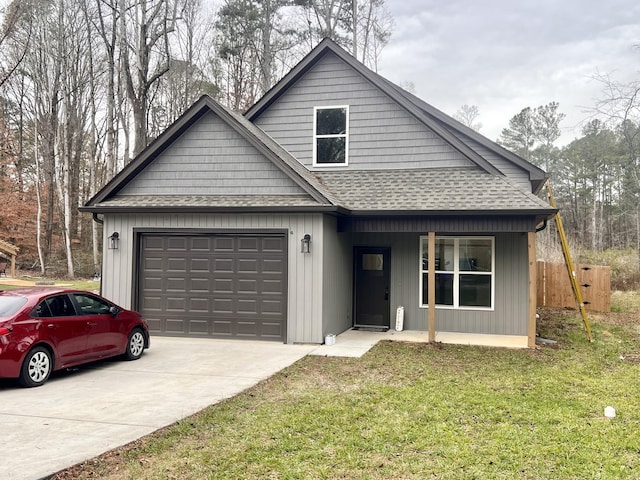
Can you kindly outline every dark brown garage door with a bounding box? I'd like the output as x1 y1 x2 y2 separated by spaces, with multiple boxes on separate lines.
139 234 287 341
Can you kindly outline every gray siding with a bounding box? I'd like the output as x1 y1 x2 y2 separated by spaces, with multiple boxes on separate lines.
322 216 353 337
351 232 529 335
254 52 475 171
431 233 529 335
101 212 325 344
453 132 533 191
120 111 306 196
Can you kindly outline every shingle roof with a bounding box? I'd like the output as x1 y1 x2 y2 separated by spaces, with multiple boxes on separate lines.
93 194 325 210
314 168 552 213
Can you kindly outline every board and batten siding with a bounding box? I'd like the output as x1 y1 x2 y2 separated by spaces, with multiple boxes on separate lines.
101 212 325 344
322 215 353 338
351 232 529 336
119 111 306 197
253 51 475 171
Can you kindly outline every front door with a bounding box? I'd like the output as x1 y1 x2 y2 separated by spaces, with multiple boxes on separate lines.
353 247 391 328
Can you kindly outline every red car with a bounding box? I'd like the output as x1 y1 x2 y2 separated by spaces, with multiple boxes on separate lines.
0 287 150 387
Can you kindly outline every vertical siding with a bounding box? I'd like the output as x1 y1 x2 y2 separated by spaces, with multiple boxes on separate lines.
255 52 474 171
119 111 306 196
428 233 529 335
351 232 529 335
322 216 353 337
102 212 325 344
351 232 422 329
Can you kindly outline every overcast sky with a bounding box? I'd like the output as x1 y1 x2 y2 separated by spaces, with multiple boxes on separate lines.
377 0 640 145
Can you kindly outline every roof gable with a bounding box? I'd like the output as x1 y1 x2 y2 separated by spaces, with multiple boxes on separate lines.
245 38 547 192
83 96 339 210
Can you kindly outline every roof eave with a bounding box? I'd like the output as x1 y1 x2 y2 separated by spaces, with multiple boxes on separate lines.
345 208 558 218
79 205 346 215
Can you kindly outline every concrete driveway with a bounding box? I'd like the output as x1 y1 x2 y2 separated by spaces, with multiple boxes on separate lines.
0 337 316 480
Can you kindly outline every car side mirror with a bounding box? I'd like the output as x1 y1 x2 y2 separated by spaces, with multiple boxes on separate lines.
109 306 119 316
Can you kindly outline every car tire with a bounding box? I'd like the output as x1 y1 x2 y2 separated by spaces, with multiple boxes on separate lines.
125 328 145 360
19 346 53 388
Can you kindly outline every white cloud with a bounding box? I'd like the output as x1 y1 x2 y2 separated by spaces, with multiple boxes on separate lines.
378 0 640 144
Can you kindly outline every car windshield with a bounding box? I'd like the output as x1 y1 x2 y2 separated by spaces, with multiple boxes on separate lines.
0 296 28 317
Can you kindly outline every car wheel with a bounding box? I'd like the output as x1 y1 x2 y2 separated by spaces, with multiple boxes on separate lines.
125 328 145 360
19 346 53 388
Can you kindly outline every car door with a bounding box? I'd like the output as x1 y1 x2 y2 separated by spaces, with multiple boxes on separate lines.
71 292 124 358
38 294 90 366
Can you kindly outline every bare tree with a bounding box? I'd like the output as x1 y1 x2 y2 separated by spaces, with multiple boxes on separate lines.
453 104 483 132
0 0 32 88
119 0 182 155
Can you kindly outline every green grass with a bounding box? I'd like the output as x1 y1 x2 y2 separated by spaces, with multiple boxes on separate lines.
0 278 99 291
52 305 640 480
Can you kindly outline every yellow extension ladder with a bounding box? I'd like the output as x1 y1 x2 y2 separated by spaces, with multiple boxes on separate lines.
546 182 593 342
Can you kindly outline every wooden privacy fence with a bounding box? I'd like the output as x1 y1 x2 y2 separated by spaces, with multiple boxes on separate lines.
537 261 611 312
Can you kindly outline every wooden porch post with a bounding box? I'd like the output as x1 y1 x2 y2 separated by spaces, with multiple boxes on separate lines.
428 231 436 342
528 231 537 347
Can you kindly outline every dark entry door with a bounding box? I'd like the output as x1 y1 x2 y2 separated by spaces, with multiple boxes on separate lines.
354 247 391 328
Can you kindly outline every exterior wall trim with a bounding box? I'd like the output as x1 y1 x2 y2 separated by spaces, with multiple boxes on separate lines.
339 215 540 233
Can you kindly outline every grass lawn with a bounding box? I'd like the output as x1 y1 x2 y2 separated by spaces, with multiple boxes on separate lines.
48 293 640 479
0 277 99 291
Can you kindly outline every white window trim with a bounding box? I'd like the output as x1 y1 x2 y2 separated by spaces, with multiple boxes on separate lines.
419 236 495 311
312 105 349 167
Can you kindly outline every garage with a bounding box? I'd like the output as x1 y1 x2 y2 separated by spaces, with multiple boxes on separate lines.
138 233 287 341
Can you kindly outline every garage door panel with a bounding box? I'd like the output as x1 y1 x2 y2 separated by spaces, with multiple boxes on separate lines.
167 257 188 271
142 277 163 290
189 277 210 292
211 319 233 335
238 278 258 294
213 237 234 252
237 299 258 314
140 233 286 341
263 258 284 273
144 257 164 271
263 279 283 294
261 322 283 338
189 298 209 312
213 258 234 273
213 278 234 293
166 277 187 291
167 237 188 251
143 237 165 250
190 258 210 271
261 299 284 315
213 298 233 313
188 319 209 334
190 237 210 251
263 237 284 252
238 258 258 273
238 237 259 252
165 318 186 334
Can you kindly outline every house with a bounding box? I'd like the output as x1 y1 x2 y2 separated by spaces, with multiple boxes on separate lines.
81 38 556 348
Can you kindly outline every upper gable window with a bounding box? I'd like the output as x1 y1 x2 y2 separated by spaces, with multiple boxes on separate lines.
313 106 348 166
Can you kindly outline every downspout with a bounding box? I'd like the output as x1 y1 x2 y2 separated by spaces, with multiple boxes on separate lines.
92 212 104 225
536 219 547 232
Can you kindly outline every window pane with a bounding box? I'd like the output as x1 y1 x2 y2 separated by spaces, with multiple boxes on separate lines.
435 238 454 271
362 254 383 271
459 274 492 307
317 137 346 163
421 238 428 271
436 273 454 305
459 239 492 271
316 108 346 135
